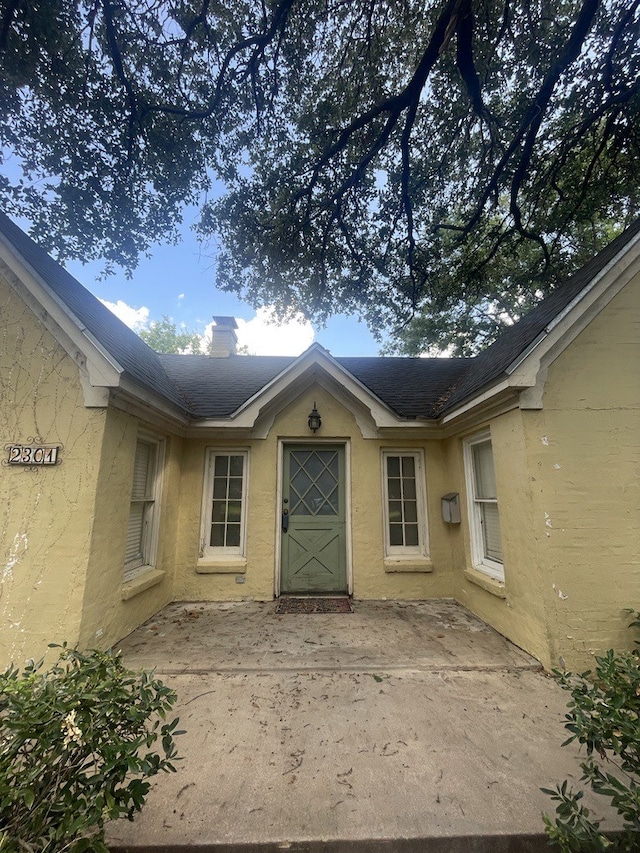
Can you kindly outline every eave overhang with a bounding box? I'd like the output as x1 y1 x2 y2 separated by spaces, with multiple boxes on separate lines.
440 228 640 429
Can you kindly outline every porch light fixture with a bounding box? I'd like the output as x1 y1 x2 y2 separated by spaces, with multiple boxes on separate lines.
307 402 322 433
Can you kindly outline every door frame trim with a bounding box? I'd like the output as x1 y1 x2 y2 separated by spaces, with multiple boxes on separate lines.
274 439 352 597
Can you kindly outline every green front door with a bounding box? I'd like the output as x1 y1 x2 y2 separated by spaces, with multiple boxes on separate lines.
281 445 347 593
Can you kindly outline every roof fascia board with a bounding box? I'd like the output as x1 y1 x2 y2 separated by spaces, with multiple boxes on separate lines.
507 238 640 406
545 228 640 336
442 228 640 423
507 228 640 379
440 380 517 426
0 239 123 397
110 387 190 434
112 379 192 428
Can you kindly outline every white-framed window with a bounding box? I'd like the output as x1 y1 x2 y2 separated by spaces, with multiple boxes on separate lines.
200 450 249 560
464 431 504 581
124 433 164 581
382 450 429 557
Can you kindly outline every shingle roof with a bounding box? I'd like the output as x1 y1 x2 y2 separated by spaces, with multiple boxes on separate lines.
0 209 190 412
159 353 472 419
2 210 638 423
439 220 640 413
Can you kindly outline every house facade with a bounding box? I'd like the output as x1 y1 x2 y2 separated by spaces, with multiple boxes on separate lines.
1 211 639 671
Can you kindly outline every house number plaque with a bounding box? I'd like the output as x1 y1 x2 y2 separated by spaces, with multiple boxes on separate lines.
4 438 62 469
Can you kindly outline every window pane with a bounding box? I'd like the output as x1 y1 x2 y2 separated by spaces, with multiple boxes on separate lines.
387 456 400 478
125 502 145 564
210 523 225 547
389 524 404 546
214 455 229 477
480 502 503 562
228 477 243 499
404 524 419 547
473 441 497 500
131 441 152 500
388 500 402 522
213 477 228 499
211 500 226 523
229 455 244 477
403 500 418 523
402 477 416 500
387 478 401 500
401 456 415 478
226 524 241 548
227 500 242 522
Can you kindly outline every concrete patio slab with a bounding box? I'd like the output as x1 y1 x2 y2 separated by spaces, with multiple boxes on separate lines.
106 600 617 852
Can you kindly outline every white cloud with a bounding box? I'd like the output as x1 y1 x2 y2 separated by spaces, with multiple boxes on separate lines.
177 293 185 302
100 298 149 331
201 307 314 356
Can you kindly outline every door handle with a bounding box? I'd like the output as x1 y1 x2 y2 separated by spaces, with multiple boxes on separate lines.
282 509 289 532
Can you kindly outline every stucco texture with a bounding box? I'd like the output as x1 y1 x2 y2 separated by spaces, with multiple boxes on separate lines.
173 385 455 603
77 411 180 651
524 274 640 669
0 269 105 666
453 274 640 670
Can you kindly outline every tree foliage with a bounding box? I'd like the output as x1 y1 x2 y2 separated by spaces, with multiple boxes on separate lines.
139 315 202 353
1 0 639 351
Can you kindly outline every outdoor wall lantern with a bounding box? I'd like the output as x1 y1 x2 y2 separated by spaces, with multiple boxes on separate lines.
441 492 461 524
307 403 322 433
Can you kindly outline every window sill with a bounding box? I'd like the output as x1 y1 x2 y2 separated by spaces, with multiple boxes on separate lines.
196 558 247 575
463 567 506 598
384 558 433 573
121 568 165 600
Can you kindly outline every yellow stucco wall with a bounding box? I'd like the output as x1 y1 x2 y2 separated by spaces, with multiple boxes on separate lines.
173 385 455 602
452 273 640 670
521 276 640 669
451 411 552 666
77 411 180 651
0 269 106 667
2 255 636 671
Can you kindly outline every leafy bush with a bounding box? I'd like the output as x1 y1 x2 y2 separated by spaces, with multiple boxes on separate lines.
543 614 640 852
0 644 181 853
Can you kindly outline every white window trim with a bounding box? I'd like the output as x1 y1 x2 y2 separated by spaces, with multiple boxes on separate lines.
381 449 429 559
199 449 249 562
124 432 165 583
463 430 504 582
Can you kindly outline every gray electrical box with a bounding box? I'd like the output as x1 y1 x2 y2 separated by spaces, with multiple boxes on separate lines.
441 493 461 524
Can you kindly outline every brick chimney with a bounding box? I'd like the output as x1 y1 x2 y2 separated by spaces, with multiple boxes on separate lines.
208 316 238 357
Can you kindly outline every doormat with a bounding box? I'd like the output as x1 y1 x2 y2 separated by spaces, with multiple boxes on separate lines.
275 597 354 614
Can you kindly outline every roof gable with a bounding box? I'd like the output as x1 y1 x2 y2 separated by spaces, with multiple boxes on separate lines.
440 220 640 414
0 210 189 412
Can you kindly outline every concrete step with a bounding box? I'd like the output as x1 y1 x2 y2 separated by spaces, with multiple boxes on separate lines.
109 834 554 853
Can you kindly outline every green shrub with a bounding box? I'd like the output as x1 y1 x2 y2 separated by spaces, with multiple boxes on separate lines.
0 644 182 853
543 614 640 852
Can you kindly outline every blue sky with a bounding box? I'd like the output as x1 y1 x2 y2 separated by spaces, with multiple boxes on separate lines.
62 218 383 357
3 149 383 356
